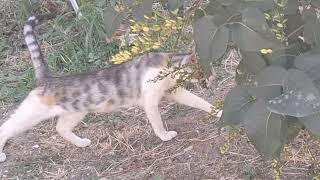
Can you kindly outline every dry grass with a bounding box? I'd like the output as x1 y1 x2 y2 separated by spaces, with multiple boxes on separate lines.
2 76 320 179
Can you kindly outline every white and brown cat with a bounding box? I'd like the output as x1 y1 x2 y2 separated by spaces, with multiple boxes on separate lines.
0 15 218 162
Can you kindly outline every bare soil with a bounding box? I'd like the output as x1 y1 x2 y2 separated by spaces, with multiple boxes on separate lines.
1 81 320 180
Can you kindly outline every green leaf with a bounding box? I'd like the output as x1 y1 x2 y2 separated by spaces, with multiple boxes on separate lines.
286 13 304 43
302 7 320 46
194 9 205 20
265 48 289 68
193 16 229 73
235 51 267 85
216 0 239 6
132 0 153 20
204 0 226 16
241 7 270 35
268 69 320 117
294 51 320 80
167 0 184 10
210 26 229 62
244 0 274 10
194 16 215 72
299 113 320 136
103 6 127 39
230 23 280 51
220 86 255 127
284 0 299 15
281 116 303 143
248 85 282 100
244 100 285 159
245 66 285 101
311 0 320 6
254 66 287 86
204 0 243 26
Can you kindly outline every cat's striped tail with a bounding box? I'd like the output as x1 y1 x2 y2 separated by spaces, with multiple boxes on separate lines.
23 14 54 84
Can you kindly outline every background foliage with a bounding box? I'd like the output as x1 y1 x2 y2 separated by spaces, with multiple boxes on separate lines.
104 0 320 161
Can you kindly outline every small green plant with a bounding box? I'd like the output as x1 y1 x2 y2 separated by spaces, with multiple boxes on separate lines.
219 127 240 155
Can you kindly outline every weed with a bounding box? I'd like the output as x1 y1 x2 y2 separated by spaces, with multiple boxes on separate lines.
0 0 119 102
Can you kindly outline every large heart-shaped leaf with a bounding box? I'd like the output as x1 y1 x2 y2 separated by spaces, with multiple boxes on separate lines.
268 69 320 117
193 16 216 72
294 51 320 80
216 0 239 6
193 16 229 73
248 85 282 100
210 26 229 62
247 66 286 101
235 51 267 85
254 66 287 86
103 6 127 39
311 0 320 6
284 0 299 15
205 0 243 26
302 7 320 46
241 7 270 35
244 0 274 11
220 86 255 127
131 0 153 20
167 0 184 10
299 113 320 136
281 116 303 143
244 100 285 159
230 23 280 51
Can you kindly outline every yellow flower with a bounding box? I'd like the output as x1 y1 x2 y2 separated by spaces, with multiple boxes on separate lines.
153 25 161 32
131 46 141 54
114 4 124 12
152 42 161 49
165 22 172 27
277 23 284 28
138 37 146 43
142 26 149 32
123 50 132 56
260 48 273 54
169 20 177 24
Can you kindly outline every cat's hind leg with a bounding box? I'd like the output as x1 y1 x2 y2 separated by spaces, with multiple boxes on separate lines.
0 90 65 162
56 112 91 147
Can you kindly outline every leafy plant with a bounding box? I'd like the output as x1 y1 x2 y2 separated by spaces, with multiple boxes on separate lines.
191 0 320 160
94 0 320 162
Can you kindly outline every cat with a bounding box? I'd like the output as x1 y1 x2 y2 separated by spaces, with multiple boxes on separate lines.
0 15 217 162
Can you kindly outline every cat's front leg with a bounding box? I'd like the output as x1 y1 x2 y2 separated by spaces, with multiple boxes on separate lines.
143 92 177 141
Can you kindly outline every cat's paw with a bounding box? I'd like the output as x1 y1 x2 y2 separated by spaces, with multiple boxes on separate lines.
74 138 91 148
216 110 223 118
158 131 177 141
0 152 6 162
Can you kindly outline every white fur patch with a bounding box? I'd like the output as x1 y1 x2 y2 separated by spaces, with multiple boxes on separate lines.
25 35 35 45
23 25 32 35
28 44 38 52
31 51 40 58
28 16 36 21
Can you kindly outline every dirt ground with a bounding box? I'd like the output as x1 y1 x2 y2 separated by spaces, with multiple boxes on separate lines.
1 80 320 180
1 1 320 180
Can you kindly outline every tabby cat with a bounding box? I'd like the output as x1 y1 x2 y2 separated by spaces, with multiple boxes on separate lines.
0 15 216 162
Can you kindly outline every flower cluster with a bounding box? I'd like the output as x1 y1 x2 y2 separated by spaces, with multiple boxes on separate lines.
111 13 184 64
